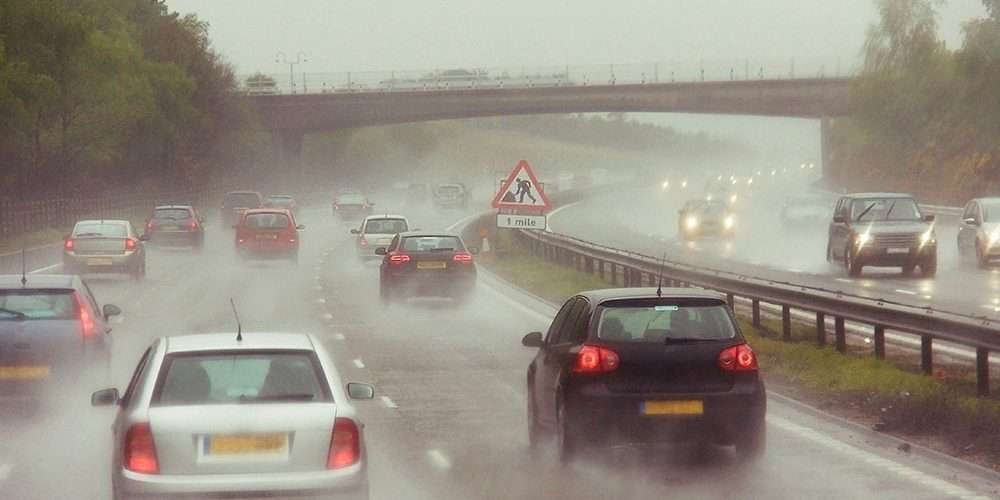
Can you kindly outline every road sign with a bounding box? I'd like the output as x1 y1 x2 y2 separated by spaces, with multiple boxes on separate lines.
496 213 546 230
491 160 552 212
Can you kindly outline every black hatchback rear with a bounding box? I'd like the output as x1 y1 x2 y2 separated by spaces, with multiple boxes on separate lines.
522 288 765 463
377 232 477 304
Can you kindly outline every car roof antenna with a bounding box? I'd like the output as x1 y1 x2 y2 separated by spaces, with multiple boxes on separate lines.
656 252 667 298
20 247 27 287
230 298 243 341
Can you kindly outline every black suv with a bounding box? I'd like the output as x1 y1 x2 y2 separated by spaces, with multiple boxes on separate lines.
826 193 937 277
522 288 766 463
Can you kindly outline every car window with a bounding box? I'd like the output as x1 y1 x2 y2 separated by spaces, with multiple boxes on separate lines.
121 346 153 407
981 203 1000 223
224 193 261 208
155 351 330 405
561 298 590 345
401 236 463 252
850 198 922 221
545 298 577 345
963 202 976 221
153 208 193 220
596 299 737 343
0 290 76 320
244 213 290 229
74 223 127 238
337 194 366 204
365 219 408 234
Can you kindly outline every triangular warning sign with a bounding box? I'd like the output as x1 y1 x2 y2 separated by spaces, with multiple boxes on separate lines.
491 160 552 213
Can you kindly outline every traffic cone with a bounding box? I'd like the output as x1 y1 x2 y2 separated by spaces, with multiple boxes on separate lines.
482 236 492 254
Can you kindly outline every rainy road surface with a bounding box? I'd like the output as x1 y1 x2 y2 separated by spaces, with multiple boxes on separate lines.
0 200 996 500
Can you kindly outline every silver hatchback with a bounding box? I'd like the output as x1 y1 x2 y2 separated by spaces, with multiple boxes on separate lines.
92 332 373 500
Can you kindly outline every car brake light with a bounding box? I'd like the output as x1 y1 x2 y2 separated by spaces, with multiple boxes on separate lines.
334 204 340 210
123 423 159 474
125 238 137 250
453 253 473 263
64 238 74 250
359 236 368 247
72 293 96 338
389 253 411 265
572 345 620 374
327 417 361 469
146 221 155 232
187 220 198 230
718 343 759 372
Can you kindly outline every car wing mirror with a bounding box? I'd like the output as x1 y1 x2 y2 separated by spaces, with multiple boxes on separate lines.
963 217 977 225
350 229 360 234
102 304 122 320
923 214 936 222
296 224 305 230
374 247 388 256
90 388 120 406
832 215 846 224
521 331 544 348
346 382 375 400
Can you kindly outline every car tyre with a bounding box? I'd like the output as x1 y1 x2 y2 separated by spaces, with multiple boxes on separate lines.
734 421 766 462
921 253 937 278
976 243 989 269
901 263 916 276
555 402 577 465
845 245 862 277
527 393 543 454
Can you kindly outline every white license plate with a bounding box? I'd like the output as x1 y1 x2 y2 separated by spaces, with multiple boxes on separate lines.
256 234 278 240
87 257 113 266
887 248 909 254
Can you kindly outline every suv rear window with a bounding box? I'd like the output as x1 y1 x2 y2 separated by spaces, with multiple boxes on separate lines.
153 208 192 220
401 236 463 252
596 299 736 343
224 193 261 208
365 219 408 234
244 213 290 229
0 290 76 320
74 223 127 238
155 351 330 405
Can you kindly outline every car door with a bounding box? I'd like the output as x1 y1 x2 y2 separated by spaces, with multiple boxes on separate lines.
829 197 849 259
533 298 579 425
958 201 979 258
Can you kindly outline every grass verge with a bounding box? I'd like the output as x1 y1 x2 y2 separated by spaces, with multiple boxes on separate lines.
477 231 1000 469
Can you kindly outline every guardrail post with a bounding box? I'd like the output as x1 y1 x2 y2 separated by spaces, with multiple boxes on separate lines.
782 306 791 340
751 299 760 327
835 317 846 353
977 348 990 397
816 313 826 346
921 336 933 375
873 326 885 359
726 293 735 310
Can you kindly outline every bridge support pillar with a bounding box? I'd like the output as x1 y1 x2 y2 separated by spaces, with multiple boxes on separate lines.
820 116 833 177
275 130 306 187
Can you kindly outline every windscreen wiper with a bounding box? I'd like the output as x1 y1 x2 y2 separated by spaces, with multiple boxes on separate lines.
855 202 877 221
250 393 316 402
0 308 27 321
884 201 896 220
429 247 455 252
73 232 104 237
663 337 715 345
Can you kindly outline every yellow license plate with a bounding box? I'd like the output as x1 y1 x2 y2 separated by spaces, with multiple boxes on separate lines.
0 366 50 380
417 261 447 270
208 434 287 455
87 257 113 266
642 400 704 416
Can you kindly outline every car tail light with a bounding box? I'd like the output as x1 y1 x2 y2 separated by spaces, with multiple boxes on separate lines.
72 293 96 338
146 221 155 232
123 423 159 474
718 343 758 372
334 204 340 211
64 238 74 250
187 220 198 230
389 253 411 265
327 417 361 469
453 253 473 263
572 345 620 375
125 238 137 250
359 236 368 247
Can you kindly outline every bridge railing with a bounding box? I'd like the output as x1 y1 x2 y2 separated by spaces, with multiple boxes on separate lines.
239 57 859 95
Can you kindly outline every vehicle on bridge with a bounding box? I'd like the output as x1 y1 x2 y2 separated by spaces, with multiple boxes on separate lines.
144 205 205 250
63 220 148 279
377 231 477 305
0 274 120 397
826 193 937 277
264 194 299 216
957 197 1000 268
351 215 409 260
91 332 374 500
432 183 469 209
677 199 735 240
521 288 766 464
221 191 264 228
781 194 833 227
234 209 304 263
332 193 374 221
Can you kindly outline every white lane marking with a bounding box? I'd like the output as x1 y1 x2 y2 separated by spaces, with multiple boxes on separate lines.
322 313 334 320
769 415 982 498
894 289 917 296
835 278 853 283
380 396 398 409
0 463 11 482
479 282 554 325
315 298 327 304
29 263 61 274
314 285 324 291
426 449 452 470
544 201 583 231
333 332 346 340
787 268 804 273
352 358 365 369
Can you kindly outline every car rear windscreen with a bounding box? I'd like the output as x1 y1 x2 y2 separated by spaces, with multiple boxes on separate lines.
155 352 330 405
365 219 408 234
401 236 463 252
153 208 192 220
74 223 127 238
0 290 76 320
337 194 365 205
597 299 736 343
245 213 290 229
224 193 261 208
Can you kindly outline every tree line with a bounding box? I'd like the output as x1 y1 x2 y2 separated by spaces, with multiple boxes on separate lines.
0 0 249 200
829 0 1000 203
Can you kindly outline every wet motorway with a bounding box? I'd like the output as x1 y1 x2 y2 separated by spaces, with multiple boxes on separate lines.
0 197 997 499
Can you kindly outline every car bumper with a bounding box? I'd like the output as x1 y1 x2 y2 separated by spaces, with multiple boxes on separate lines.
383 273 476 297
237 244 298 258
148 231 201 245
856 245 935 266
117 464 368 499
63 252 140 272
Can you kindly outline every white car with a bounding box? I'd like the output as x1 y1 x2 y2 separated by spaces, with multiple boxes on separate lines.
351 215 410 259
91 332 374 500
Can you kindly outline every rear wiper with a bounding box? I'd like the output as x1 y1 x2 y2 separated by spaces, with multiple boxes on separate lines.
73 232 104 237
0 308 27 321
250 393 316 402
663 337 715 345
429 248 455 252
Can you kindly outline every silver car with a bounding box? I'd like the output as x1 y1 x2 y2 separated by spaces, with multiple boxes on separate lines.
63 220 148 279
958 197 1000 268
92 332 374 500
351 215 409 259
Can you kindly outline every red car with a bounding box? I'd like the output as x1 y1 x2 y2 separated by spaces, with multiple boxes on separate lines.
233 209 304 262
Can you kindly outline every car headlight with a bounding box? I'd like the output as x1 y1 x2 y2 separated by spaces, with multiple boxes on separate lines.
729 193 738 204
661 180 670 190
988 231 1000 247
724 215 735 229
920 229 936 246
856 232 871 248
685 216 699 230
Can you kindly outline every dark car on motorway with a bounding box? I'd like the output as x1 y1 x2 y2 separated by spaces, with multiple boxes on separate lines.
234 208 304 262
431 183 469 209
957 197 1000 268
333 193 374 221
522 288 766 463
91 332 373 500
0 274 121 396
781 194 833 227
376 231 477 305
678 199 735 240
144 205 205 250
264 194 298 215
827 193 937 277
221 190 264 227
63 220 148 279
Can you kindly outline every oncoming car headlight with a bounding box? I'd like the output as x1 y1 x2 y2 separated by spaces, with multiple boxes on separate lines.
724 215 735 230
729 193 738 204
920 229 936 246
856 232 871 248
685 216 699 230
989 231 1000 247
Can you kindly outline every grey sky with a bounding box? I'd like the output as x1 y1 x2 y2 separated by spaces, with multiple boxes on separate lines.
167 1 986 75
